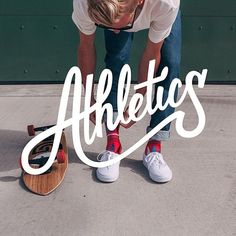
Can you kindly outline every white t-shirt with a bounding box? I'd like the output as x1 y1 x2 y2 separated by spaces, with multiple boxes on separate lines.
72 0 180 43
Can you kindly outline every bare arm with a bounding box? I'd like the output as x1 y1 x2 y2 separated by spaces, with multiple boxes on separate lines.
78 31 96 103
121 38 163 128
137 38 163 95
78 31 97 123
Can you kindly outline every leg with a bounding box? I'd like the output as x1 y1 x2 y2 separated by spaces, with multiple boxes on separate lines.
104 30 134 111
103 30 133 150
143 11 182 183
96 30 133 183
147 10 182 141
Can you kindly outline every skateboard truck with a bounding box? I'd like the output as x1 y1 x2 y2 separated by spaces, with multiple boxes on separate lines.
20 147 66 169
27 125 65 137
27 125 54 136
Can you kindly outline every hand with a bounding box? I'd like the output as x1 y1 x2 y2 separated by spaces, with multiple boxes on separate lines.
89 98 96 125
120 107 138 129
90 111 96 125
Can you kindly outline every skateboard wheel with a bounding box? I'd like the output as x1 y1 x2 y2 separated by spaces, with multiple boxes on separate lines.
27 125 35 136
57 150 66 163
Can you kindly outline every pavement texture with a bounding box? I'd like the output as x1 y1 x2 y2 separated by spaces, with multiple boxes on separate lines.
0 84 235 236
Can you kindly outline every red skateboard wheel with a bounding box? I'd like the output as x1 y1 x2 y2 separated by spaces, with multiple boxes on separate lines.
27 125 35 136
57 150 66 163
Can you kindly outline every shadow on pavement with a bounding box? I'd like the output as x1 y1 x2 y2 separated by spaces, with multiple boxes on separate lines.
0 129 30 172
0 129 156 185
0 129 99 173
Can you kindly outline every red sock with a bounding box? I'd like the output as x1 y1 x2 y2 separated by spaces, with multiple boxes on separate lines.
106 125 122 154
145 140 161 155
106 135 122 154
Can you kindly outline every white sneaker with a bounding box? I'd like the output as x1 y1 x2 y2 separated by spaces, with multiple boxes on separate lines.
96 151 120 182
143 152 172 183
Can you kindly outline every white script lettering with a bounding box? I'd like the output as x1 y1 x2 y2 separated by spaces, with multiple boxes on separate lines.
21 60 207 175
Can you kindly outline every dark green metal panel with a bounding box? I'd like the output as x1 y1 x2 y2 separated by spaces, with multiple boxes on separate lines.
0 16 77 83
1 0 235 17
182 16 236 83
0 0 72 15
181 0 236 16
0 1 235 84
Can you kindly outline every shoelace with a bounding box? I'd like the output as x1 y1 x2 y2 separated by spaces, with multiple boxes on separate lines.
96 151 119 169
145 152 165 170
97 151 113 162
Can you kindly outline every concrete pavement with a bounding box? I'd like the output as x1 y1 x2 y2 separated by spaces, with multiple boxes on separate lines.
0 84 235 236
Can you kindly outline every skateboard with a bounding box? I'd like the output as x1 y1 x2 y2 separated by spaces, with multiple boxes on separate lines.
20 125 68 196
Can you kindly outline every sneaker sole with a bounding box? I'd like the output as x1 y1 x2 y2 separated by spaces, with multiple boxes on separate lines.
149 171 172 183
96 170 119 183
143 158 172 183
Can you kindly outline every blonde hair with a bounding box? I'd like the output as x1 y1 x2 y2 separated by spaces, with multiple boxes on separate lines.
88 0 137 26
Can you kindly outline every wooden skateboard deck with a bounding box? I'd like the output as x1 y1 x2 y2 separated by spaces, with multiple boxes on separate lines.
22 126 68 196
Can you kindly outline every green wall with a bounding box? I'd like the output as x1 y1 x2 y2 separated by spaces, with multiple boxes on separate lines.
0 0 235 84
